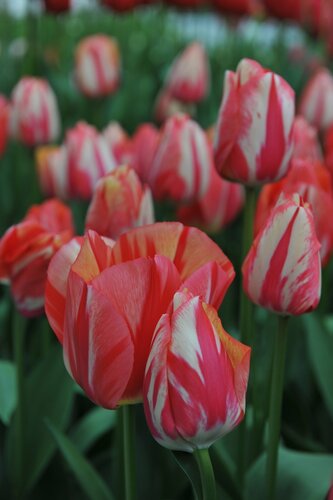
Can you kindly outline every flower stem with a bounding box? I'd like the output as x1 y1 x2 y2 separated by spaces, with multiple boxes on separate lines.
194 448 216 500
13 310 26 498
121 405 137 500
266 315 289 500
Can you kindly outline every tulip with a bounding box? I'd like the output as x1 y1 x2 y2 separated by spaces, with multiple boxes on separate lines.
212 0 260 14
101 0 142 11
75 35 120 98
0 95 9 157
165 42 210 103
255 160 333 266
131 123 159 183
10 77 61 146
149 113 211 201
0 199 74 317
103 122 133 165
85 166 155 239
35 145 70 199
43 0 70 12
65 121 117 200
292 115 322 162
214 58 295 185
243 193 321 315
324 124 333 178
154 89 195 124
299 68 333 131
144 290 251 451
164 0 203 7
263 0 302 20
45 223 235 407
177 163 244 233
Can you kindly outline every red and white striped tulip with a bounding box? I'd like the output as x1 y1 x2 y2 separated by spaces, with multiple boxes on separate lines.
0 95 9 157
165 42 210 103
0 199 74 317
35 145 70 199
10 77 61 146
292 116 322 162
299 68 333 131
103 122 133 165
243 193 321 315
85 166 154 239
143 291 251 451
131 123 159 183
75 35 120 98
214 58 295 185
177 166 244 233
65 121 117 200
149 114 211 201
45 224 235 407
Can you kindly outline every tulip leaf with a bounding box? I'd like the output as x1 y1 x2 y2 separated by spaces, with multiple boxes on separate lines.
47 421 113 500
303 313 333 419
171 451 202 500
70 407 117 453
0 360 16 425
6 344 74 495
246 448 333 500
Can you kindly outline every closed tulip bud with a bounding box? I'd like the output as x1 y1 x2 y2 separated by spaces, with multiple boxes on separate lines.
131 123 159 183
43 0 70 12
75 35 120 98
143 291 250 451
149 113 211 201
0 199 74 317
85 166 154 239
103 122 133 165
35 145 70 199
299 68 333 131
45 224 234 408
66 122 117 200
166 42 210 103
154 89 195 124
10 77 61 146
0 95 9 157
214 58 295 185
292 116 322 162
243 193 321 315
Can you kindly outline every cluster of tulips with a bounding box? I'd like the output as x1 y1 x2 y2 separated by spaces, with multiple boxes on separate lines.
1 24 333 499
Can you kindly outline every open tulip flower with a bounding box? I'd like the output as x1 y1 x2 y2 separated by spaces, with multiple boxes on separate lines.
299 68 333 131
0 95 9 157
214 58 295 185
75 34 120 98
149 113 211 201
243 193 321 315
255 160 333 266
0 199 74 317
165 42 210 104
10 77 61 146
144 290 251 452
45 223 235 408
85 166 155 239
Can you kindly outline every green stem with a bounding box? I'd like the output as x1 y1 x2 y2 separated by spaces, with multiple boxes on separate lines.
237 186 256 490
266 315 289 500
13 310 26 498
121 405 137 500
194 448 216 500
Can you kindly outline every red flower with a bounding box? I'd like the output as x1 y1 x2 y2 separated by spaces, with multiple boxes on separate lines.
45 223 234 408
0 95 9 157
243 193 321 315
101 0 143 11
0 200 74 317
43 0 70 13
154 89 195 124
292 115 322 162
131 124 159 183
103 122 133 165
212 0 260 15
299 68 333 131
214 58 295 185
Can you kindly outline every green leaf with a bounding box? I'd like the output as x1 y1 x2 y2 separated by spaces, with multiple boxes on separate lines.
303 313 333 419
6 344 74 494
70 407 117 453
246 448 333 500
0 360 16 425
171 451 202 500
47 421 113 500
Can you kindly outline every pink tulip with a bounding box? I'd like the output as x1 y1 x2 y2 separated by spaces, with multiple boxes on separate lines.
10 77 60 146
214 58 295 185
243 193 321 315
143 290 250 451
85 166 154 239
299 68 333 131
103 122 133 165
292 115 322 162
131 123 159 183
75 35 120 97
